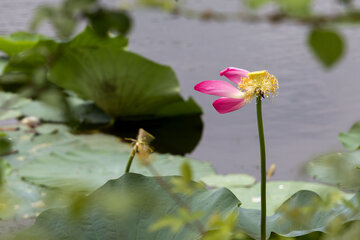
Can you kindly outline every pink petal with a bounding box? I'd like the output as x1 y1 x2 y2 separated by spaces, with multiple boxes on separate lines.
220 67 250 85
212 97 246 114
194 80 243 98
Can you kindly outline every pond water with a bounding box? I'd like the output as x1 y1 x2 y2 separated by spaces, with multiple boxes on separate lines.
1 0 360 181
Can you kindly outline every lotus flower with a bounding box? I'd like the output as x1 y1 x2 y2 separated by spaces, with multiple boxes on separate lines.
194 67 278 114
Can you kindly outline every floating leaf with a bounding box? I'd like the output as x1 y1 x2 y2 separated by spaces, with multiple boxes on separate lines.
0 92 31 121
4 122 214 191
338 121 360 150
18 148 214 192
228 181 352 216
308 28 345 68
306 151 360 191
200 174 256 188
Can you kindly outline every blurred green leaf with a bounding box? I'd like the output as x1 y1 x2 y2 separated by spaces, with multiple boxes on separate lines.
308 28 345 68
66 26 128 48
149 208 203 233
0 58 7 76
245 0 270 9
275 0 312 17
0 158 12 184
246 0 312 16
14 173 238 240
0 32 48 57
306 151 360 191
30 0 97 39
339 121 360 150
0 135 12 156
87 9 132 36
137 0 177 11
13 175 360 240
203 212 241 240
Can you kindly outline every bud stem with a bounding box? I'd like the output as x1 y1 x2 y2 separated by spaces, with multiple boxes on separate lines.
125 146 137 173
256 96 267 240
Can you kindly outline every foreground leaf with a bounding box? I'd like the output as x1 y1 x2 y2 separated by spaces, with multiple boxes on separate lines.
13 174 360 240
14 173 239 240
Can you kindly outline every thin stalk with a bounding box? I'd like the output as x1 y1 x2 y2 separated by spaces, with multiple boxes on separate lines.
256 96 267 240
125 146 137 173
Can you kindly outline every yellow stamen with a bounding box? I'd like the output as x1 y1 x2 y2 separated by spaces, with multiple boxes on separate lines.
238 70 278 103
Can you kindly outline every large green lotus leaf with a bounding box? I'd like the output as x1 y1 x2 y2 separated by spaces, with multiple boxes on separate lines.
338 121 360 150
306 151 360 191
0 32 47 56
228 181 352 216
14 173 240 240
13 174 360 240
48 48 202 119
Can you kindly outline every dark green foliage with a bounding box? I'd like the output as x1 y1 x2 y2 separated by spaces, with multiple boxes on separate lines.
308 28 345 68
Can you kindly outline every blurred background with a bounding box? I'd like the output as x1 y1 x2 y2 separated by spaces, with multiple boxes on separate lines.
1 0 360 180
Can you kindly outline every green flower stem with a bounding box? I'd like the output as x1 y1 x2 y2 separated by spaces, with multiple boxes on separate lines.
125 146 137 173
256 96 267 240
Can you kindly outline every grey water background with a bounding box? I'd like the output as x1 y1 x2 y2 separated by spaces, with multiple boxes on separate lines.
1 0 360 181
